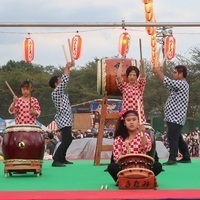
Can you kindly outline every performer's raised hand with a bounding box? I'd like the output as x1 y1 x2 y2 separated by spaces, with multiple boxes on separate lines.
12 95 18 105
139 59 146 78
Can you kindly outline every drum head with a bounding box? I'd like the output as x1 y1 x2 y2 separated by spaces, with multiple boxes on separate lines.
117 153 155 164
117 168 154 179
97 59 103 95
5 124 43 133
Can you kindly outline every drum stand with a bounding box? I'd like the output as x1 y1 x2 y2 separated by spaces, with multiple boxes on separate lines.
4 159 43 177
94 92 118 165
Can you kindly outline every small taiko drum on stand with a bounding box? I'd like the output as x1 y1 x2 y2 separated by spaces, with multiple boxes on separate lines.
2 124 45 177
97 58 137 96
117 154 156 189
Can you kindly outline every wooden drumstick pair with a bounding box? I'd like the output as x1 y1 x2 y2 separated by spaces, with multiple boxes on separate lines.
62 38 75 66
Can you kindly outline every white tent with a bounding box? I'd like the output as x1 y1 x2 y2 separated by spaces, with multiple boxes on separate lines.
47 120 57 131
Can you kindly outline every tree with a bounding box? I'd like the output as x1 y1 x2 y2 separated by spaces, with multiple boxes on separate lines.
68 60 102 104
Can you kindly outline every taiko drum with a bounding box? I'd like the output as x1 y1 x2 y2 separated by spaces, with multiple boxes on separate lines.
2 125 45 160
117 153 154 171
97 58 137 96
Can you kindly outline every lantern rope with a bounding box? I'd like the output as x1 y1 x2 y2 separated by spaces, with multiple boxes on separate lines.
0 27 199 36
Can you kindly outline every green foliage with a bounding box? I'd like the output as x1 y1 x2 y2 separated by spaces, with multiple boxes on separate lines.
68 61 102 104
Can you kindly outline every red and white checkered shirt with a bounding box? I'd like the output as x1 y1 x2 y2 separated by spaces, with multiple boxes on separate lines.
9 97 41 125
116 76 146 123
113 132 152 162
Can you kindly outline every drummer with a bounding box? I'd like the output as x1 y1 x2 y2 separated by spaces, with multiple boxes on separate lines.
116 59 146 123
8 79 41 125
107 110 162 182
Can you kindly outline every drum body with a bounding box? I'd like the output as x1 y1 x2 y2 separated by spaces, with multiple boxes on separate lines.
117 153 154 171
2 125 45 160
97 58 137 96
117 154 157 189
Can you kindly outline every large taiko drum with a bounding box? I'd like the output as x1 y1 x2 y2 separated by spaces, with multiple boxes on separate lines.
97 58 137 96
2 125 45 160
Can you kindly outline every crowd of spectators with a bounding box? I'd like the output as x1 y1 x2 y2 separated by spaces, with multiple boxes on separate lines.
155 127 200 157
0 126 200 158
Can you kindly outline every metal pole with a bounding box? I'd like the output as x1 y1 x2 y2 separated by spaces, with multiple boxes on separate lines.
0 22 200 28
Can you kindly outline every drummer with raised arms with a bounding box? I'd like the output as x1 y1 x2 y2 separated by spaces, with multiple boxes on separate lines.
8 79 41 125
116 59 146 124
107 110 162 183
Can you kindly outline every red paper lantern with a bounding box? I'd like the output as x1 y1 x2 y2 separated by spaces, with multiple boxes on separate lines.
119 32 131 57
144 2 153 13
142 0 152 4
164 35 176 60
71 35 82 60
151 34 156 47
146 26 156 35
23 38 34 63
145 11 153 21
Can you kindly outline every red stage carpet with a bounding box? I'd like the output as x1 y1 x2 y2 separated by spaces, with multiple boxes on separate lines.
0 190 200 200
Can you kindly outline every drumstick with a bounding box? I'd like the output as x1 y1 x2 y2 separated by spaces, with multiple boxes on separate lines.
5 81 16 97
160 50 166 68
125 141 131 154
117 57 124 78
156 47 162 69
139 38 145 78
137 100 142 125
68 38 75 67
67 38 74 63
61 44 69 62
29 83 32 108
139 38 143 61
137 99 144 137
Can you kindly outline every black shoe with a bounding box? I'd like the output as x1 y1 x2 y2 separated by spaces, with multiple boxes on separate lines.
62 160 73 164
177 158 191 163
163 160 177 166
52 161 66 167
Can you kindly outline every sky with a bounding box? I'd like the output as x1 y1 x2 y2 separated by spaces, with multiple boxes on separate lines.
0 0 200 68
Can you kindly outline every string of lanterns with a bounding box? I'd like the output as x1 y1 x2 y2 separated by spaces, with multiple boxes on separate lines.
141 0 176 66
23 28 176 64
23 29 131 63
22 1 177 64
23 32 83 63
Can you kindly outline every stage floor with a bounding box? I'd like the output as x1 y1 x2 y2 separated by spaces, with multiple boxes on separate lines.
0 158 200 199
